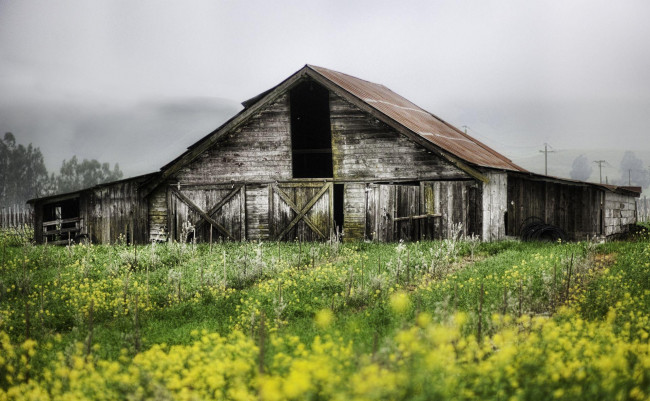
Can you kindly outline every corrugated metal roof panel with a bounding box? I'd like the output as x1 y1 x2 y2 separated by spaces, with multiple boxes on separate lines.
308 65 526 172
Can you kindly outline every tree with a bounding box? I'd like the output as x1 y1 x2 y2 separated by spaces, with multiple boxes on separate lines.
56 156 123 193
619 151 650 188
0 132 51 205
569 154 593 181
0 132 124 205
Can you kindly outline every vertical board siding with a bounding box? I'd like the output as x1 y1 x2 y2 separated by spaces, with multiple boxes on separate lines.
365 183 468 242
245 185 269 241
174 94 292 183
482 172 508 241
148 187 168 242
421 180 481 240
88 180 148 244
506 175 614 240
329 93 469 181
343 183 366 241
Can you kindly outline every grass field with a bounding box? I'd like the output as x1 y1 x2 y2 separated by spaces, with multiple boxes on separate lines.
1 227 649 400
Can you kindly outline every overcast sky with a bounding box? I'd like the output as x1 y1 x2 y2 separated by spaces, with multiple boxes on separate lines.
1 0 649 178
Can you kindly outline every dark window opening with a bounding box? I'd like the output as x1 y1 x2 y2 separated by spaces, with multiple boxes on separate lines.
333 184 345 235
290 80 333 178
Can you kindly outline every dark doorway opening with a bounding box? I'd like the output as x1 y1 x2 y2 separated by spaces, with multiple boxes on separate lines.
290 80 333 178
333 184 344 234
43 197 81 244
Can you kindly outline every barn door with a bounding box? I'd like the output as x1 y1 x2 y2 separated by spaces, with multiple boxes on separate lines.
366 184 422 241
270 182 332 241
421 181 480 240
169 184 246 242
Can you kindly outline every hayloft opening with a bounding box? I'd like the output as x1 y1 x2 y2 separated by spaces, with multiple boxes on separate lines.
290 80 333 178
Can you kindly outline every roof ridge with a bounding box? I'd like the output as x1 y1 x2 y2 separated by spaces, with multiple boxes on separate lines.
307 64 392 90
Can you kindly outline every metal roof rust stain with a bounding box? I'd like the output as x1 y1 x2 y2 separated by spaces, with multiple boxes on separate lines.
308 65 527 172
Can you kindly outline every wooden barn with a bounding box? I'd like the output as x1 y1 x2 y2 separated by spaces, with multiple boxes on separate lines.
29 65 641 244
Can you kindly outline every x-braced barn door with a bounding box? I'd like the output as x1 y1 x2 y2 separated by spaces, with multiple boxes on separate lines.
270 182 333 241
169 184 246 242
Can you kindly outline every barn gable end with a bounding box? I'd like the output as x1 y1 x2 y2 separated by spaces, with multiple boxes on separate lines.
152 76 474 243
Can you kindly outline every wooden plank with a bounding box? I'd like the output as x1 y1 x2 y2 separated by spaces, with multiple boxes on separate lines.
42 217 82 227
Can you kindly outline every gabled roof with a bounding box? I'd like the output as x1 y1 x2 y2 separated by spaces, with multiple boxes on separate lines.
143 65 526 194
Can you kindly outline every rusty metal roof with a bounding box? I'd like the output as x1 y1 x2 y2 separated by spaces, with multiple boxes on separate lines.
308 65 526 172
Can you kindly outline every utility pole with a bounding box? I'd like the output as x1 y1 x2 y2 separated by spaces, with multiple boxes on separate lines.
629 169 632 186
539 143 555 175
594 160 607 184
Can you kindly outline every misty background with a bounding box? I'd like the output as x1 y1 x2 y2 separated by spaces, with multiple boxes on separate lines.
2 0 650 203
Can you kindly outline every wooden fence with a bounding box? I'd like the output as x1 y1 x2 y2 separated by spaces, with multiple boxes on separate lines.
1 205 33 229
638 197 650 223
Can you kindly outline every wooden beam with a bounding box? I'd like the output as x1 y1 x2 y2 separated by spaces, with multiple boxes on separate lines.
42 217 82 227
392 213 441 222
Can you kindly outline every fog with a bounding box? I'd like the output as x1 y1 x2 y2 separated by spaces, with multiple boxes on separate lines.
2 1 649 178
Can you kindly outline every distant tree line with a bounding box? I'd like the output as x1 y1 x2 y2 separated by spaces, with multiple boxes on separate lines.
0 132 123 205
569 151 650 189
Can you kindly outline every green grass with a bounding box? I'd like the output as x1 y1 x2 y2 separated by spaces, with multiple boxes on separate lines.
1 231 649 399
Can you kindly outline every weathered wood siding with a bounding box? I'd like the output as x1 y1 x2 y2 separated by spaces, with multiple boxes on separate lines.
363 183 477 242
330 93 470 181
174 94 292 183
148 186 167 242
366 184 405 241
342 183 366 240
245 185 269 241
506 175 603 240
422 180 481 239
482 172 508 241
604 192 637 236
269 182 332 241
87 180 148 244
